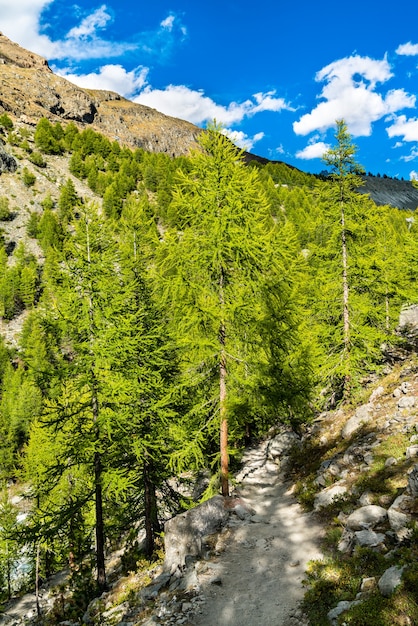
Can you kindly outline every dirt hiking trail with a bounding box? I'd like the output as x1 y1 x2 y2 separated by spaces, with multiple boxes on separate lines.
190 463 325 625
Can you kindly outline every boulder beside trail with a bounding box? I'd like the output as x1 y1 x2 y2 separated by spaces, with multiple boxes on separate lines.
164 495 229 574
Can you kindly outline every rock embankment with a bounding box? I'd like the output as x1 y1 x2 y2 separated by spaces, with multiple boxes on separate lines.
307 375 418 623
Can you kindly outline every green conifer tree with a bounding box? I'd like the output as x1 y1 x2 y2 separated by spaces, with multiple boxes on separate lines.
23 203 180 590
156 125 305 496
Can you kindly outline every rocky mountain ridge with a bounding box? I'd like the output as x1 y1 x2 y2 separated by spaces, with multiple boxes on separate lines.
0 33 199 157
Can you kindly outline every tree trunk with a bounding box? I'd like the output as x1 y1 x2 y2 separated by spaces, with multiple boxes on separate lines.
143 460 160 558
94 450 107 591
35 541 41 616
385 291 390 332
86 218 106 591
6 541 11 601
340 202 350 397
219 266 229 497
220 345 229 497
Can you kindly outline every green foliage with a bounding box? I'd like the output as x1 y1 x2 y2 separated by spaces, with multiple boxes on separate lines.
156 125 311 486
0 118 416 605
29 150 47 168
34 118 64 155
0 362 43 475
38 208 64 253
41 193 55 211
22 203 181 587
22 167 36 187
0 487 20 600
0 243 40 320
282 120 412 403
0 114 13 130
58 178 80 223
0 197 12 221
26 211 40 237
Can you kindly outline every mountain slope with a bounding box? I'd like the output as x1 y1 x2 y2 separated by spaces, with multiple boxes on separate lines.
360 175 418 211
0 32 199 157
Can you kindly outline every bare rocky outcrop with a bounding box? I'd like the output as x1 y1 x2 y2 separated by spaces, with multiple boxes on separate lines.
0 33 200 157
0 142 17 173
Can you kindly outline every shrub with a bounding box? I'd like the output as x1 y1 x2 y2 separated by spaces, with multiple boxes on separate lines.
0 197 11 221
22 168 36 187
29 151 46 168
0 114 13 130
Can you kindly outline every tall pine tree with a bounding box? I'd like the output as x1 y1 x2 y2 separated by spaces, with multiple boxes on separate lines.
156 125 306 496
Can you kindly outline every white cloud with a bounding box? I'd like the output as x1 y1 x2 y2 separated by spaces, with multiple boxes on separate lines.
66 5 111 39
58 64 149 97
296 141 330 160
396 42 418 56
410 170 418 180
0 0 59 57
293 55 415 138
273 144 285 155
134 85 290 125
402 151 418 162
223 129 264 151
387 115 418 141
160 15 175 31
0 2 135 61
0 4 185 64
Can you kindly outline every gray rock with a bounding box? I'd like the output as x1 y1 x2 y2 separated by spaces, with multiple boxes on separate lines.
327 463 342 476
406 445 418 459
387 507 410 531
398 396 416 409
346 505 387 530
369 386 384 403
0 143 17 174
363 452 374 465
354 529 385 547
399 304 418 329
327 600 353 624
408 464 418 496
338 530 354 553
232 503 253 520
341 405 372 439
378 565 405 597
141 572 171 600
360 577 376 592
102 601 129 622
391 494 414 512
314 474 327 487
164 496 228 573
358 491 374 506
313 483 348 511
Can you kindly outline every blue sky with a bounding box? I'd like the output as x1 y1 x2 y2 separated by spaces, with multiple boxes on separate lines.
1 1 418 179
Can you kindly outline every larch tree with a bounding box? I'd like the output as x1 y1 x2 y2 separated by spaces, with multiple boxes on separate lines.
23 202 180 592
322 120 365 398
156 126 304 497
